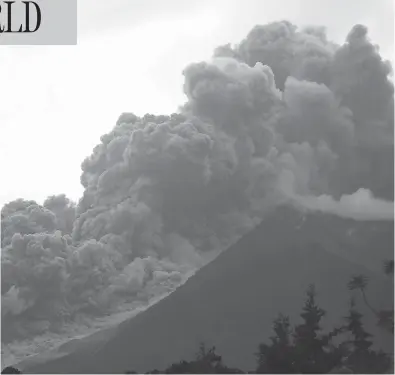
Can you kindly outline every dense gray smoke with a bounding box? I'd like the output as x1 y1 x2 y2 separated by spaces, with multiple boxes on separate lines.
297 189 394 220
75 22 393 251
1 21 393 339
43 194 76 236
1 199 58 248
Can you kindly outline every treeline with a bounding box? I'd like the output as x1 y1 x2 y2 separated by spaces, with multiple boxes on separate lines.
125 262 394 374
1 261 393 374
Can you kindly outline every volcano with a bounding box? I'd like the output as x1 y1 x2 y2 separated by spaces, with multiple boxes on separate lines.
21 205 394 373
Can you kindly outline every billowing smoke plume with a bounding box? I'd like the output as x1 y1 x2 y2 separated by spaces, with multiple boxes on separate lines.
297 189 394 221
75 23 392 251
279 170 394 220
1 199 58 248
43 194 76 235
2 21 393 342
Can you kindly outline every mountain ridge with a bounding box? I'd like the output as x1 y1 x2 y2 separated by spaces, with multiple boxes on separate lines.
22 205 394 373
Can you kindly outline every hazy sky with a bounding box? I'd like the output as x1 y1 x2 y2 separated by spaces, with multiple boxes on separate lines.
0 0 393 207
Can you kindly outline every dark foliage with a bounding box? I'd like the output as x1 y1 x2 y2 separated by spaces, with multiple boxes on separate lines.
292 284 344 373
128 344 245 374
1 367 22 374
256 284 345 374
341 299 392 373
161 344 243 373
255 314 295 373
383 260 394 276
348 260 394 334
124 284 392 374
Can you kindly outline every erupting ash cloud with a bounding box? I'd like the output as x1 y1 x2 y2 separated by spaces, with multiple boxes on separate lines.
298 189 394 221
280 172 394 221
279 169 394 221
1 21 394 328
70 19 394 299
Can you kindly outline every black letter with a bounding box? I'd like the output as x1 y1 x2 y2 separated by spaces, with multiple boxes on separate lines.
0 4 4 33
4 1 23 32
23 1 41 32
3 1 23 32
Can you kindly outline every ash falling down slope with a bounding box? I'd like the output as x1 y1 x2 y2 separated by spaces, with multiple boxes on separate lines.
22 206 394 373
2 20 394 372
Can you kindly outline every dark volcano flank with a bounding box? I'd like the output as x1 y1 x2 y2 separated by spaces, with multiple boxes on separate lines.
22 206 393 373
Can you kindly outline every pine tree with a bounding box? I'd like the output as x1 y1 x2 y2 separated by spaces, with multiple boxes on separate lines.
1 367 22 374
256 285 344 374
256 313 295 373
343 299 391 373
380 260 394 334
292 284 342 373
164 343 243 373
348 260 394 334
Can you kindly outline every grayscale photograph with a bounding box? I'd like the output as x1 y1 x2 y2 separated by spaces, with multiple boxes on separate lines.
0 0 394 373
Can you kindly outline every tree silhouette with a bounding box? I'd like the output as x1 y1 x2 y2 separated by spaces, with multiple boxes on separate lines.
1 367 22 374
383 260 394 276
256 314 295 373
124 272 392 374
380 260 394 334
348 275 378 315
292 284 344 373
342 298 391 373
348 260 394 334
256 285 344 374
143 343 244 374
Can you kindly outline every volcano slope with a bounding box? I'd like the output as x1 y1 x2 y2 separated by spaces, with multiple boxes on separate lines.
23 205 394 374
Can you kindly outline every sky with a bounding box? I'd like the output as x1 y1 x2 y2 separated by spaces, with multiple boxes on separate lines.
0 0 393 207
